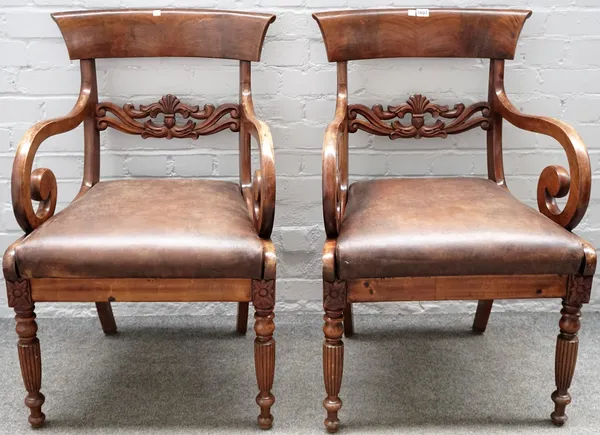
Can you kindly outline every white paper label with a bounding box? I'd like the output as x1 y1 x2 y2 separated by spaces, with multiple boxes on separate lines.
409 9 430 17
153 10 161 16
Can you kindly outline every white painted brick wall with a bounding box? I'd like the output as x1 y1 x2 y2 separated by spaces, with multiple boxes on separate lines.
1 1 600 319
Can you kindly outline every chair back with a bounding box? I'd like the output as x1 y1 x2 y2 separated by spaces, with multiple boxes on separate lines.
313 8 530 142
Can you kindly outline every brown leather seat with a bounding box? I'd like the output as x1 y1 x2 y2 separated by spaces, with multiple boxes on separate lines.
337 178 586 279
14 179 264 279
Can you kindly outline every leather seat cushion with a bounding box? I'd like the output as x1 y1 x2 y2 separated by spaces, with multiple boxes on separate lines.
15 179 264 279
337 178 585 279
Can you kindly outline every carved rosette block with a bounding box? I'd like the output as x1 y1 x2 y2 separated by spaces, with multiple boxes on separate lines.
348 94 491 139
7 280 45 428
96 95 240 139
551 301 582 426
252 279 275 430
566 275 592 306
323 281 347 314
252 279 275 313
7 279 32 310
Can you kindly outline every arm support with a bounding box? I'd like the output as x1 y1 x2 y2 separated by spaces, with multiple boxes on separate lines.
494 83 591 230
240 61 275 239
12 69 94 233
323 62 349 239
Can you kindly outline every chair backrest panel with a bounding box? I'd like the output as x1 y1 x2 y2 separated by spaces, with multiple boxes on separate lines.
313 8 531 62
52 9 275 61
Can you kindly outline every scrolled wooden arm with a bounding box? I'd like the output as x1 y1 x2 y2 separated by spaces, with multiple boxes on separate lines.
323 62 349 239
12 66 95 233
492 67 591 230
240 61 275 239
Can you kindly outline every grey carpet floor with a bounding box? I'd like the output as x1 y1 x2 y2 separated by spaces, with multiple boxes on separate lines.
0 312 599 434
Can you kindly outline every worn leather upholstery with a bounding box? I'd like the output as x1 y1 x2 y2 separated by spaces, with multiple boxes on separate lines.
15 179 264 279
337 178 585 279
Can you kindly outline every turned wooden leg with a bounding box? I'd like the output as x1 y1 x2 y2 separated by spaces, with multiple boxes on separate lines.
551 275 592 426
473 300 493 334
96 302 117 335
252 279 276 430
343 303 354 337
324 312 344 433
551 301 581 426
7 280 45 428
323 280 346 433
237 302 249 334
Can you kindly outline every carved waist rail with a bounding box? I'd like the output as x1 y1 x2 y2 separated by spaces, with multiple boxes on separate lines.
348 94 491 139
96 94 240 139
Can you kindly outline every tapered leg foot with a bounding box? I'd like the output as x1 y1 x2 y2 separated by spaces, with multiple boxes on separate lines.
551 390 570 426
237 302 249 334
252 279 276 430
343 303 354 337
551 301 581 426
96 302 117 335
473 300 493 334
324 397 342 433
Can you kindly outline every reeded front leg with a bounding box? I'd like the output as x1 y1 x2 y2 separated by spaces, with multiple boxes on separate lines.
323 280 347 433
551 275 592 426
551 301 580 426
7 280 45 428
252 279 276 430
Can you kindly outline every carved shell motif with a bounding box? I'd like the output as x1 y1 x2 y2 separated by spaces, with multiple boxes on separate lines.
96 94 240 139
348 94 491 139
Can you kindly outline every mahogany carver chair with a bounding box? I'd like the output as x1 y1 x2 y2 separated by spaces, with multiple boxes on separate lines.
4 9 277 430
314 8 595 432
